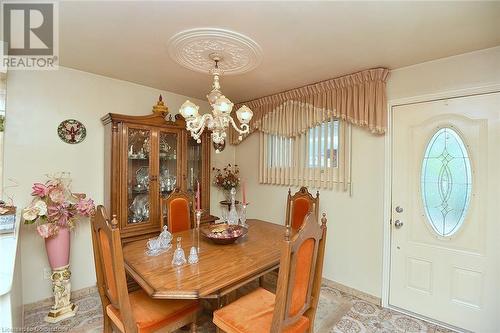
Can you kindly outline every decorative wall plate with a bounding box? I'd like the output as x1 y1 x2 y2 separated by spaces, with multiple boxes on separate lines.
168 28 262 75
57 119 86 144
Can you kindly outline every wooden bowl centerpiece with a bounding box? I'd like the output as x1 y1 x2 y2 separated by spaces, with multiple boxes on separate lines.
201 223 248 245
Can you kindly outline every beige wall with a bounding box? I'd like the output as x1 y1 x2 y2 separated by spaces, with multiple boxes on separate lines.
235 46 500 298
3 67 227 304
388 46 500 101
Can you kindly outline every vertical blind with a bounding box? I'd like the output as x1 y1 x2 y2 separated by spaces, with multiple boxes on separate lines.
259 119 351 191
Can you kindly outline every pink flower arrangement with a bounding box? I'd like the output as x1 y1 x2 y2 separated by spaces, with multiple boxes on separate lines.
76 198 95 216
23 175 95 238
31 183 51 197
36 223 59 239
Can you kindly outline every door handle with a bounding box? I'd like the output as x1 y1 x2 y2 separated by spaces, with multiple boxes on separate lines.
394 220 404 228
395 206 404 213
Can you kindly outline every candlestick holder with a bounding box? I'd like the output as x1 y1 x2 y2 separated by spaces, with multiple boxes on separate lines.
227 187 239 225
195 209 203 253
239 202 249 228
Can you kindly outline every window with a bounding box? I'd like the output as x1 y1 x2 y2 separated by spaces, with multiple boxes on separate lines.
267 135 293 168
260 119 349 190
421 127 472 237
307 120 338 168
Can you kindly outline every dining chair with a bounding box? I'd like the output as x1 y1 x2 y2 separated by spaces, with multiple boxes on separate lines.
257 187 319 289
213 212 328 333
91 205 199 333
285 187 320 231
161 187 194 233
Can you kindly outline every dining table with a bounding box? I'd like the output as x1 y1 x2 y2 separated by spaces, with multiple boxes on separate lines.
122 219 285 301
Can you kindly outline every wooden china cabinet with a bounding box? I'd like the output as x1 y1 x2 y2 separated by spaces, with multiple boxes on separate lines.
101 105 215 243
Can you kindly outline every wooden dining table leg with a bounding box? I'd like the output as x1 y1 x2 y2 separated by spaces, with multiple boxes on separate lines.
259 275 265 287
217 295 223 309
215 297 224 333
226 291 237 304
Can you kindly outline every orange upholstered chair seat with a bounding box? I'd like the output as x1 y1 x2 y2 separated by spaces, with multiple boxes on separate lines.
213 287 310 333
106 289 199 333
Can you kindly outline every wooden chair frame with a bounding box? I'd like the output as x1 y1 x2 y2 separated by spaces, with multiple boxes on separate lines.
91 206 197 333
160 187 195 232
285 186 320 229
271 212 328 332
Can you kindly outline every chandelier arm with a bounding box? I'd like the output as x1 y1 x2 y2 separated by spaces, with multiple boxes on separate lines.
191 123 204 141
228 116 250 135
186 114 213 133
187 114 213 141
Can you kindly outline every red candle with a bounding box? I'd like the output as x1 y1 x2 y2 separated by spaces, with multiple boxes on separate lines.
196 181 201 210
242 180 246 205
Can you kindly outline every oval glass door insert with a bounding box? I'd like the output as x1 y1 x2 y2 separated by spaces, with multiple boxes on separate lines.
421 127 472 236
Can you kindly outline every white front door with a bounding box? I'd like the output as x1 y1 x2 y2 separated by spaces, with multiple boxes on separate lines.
389 93 500 332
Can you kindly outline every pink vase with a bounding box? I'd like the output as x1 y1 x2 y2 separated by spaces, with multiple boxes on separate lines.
45 227 70 269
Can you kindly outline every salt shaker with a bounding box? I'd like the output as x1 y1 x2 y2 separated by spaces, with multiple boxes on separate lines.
171 237 187 267
188 246 199 264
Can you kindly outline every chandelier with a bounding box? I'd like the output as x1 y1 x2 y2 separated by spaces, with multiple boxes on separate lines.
179 53 253 152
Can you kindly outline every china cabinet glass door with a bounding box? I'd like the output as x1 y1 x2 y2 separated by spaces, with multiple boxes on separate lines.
159 130 180 227
159 131 179 199
126 127 152 225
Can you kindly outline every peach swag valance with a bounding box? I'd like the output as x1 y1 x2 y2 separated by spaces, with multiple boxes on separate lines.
230 68 389 144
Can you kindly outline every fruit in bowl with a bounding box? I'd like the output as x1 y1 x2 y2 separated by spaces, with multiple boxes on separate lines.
201 224 248 245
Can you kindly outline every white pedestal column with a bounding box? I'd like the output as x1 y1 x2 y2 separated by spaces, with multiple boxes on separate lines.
44 264 78 323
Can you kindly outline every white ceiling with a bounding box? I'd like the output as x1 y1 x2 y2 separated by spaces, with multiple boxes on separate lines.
59 1 500 103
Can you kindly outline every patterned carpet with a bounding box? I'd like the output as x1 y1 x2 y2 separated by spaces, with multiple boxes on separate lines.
24 281 455 333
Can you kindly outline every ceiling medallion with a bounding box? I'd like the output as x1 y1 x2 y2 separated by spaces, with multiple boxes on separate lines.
167 28 262 75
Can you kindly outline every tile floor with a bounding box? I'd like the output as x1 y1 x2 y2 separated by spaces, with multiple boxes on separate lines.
24 280 455 333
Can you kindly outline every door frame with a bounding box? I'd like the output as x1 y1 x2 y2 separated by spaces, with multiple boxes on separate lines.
381 83 500 326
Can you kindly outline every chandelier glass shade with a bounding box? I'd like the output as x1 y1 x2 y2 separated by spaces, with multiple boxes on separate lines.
179 56 253 152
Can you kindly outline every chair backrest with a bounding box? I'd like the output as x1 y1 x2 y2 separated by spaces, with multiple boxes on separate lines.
90 206 137 333
271 212 328 332
285 187 320 230
161 187 194 233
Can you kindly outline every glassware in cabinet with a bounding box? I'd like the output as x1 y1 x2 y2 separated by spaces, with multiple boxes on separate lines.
159 131 179 199
126 128 152 225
